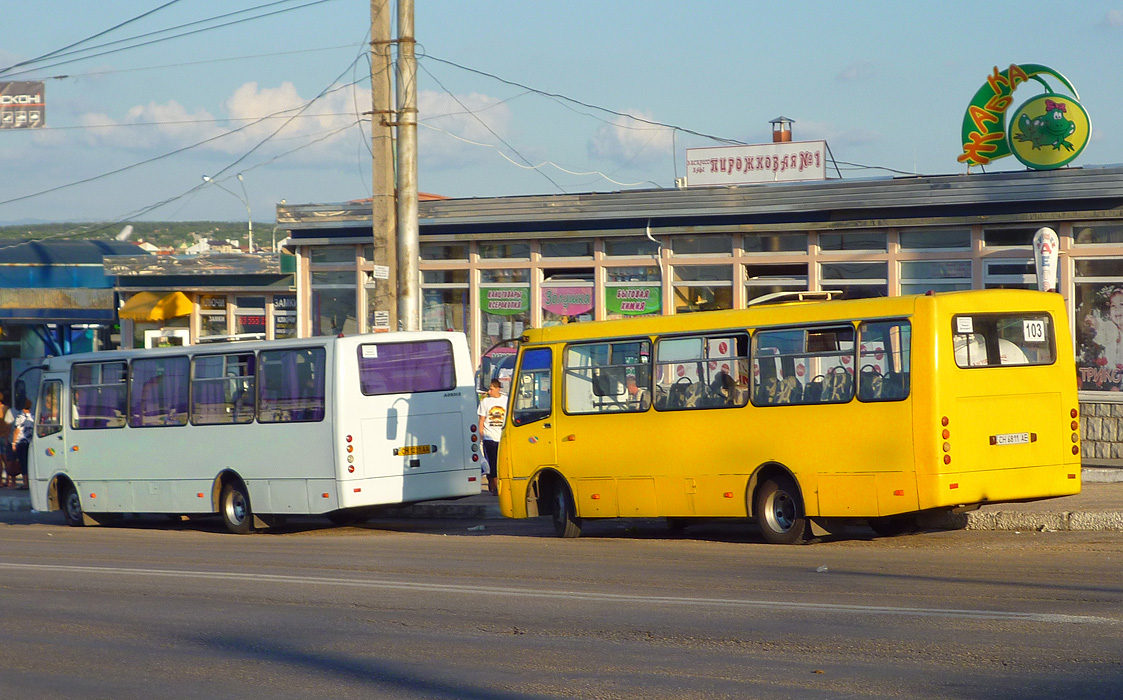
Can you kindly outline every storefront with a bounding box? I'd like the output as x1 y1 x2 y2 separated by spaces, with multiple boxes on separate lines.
105 252 296 347
277 165 1123 464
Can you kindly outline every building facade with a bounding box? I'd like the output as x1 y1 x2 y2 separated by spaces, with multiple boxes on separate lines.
277 166 1123 465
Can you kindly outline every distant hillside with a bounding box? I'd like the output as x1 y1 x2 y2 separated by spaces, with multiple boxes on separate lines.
0 221 269 250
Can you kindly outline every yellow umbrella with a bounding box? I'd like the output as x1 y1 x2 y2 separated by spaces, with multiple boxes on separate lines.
118 291 193 322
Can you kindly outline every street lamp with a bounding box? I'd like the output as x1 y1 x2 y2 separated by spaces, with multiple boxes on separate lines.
202 174 253 252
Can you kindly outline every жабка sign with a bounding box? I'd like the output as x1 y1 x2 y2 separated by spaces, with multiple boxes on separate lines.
957 64 1090 170
686 140 826 186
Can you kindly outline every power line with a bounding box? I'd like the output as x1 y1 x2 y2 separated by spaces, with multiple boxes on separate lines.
0 0 185 75
1 0 339 80
34 42 363 81
418 62 567 194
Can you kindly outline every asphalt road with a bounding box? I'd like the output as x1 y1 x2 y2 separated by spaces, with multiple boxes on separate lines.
0 513 1120 700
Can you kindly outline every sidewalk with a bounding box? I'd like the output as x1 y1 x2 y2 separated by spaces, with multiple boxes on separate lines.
2 470 1121 530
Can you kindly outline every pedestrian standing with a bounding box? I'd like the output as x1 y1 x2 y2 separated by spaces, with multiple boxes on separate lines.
11 398 33 490
0 394 12 487
477 379 507 495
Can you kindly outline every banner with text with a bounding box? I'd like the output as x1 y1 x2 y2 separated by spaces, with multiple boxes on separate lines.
0 81 45 129
605 285 661 315
686 140 826 186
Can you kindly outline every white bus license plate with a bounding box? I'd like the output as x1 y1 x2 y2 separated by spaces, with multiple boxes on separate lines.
993 432 1030 446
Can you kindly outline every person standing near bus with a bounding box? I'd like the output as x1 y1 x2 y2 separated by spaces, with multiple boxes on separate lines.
477 379 507 495
11 399 32 489
0 394 13 487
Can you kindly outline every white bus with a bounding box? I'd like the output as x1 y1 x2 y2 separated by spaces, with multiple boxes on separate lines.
29 332 484 533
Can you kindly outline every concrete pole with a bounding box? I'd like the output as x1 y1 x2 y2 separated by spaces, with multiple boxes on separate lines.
396 0 420 331
369 0 397 331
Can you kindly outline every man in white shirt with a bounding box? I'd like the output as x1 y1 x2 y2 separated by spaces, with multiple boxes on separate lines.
477 379 507 495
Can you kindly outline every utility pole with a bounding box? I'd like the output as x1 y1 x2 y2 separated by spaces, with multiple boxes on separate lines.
396 0 420 331
369 0 397 331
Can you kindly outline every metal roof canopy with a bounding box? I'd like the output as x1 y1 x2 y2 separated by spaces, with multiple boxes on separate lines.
277 166 1123 238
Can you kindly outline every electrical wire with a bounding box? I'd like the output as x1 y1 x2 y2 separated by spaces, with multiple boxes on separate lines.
0 0 185 75
33 42 364 81
418 62 566 194
1 0 339 80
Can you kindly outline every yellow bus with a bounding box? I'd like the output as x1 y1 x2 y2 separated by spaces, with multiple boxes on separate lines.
495 289 1081 543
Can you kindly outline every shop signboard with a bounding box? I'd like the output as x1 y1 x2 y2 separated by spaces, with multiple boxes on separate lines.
541 286 593 317
1033 227 1059 292
0 81 45 129
957 63 1089 169
685 140 826 186
605 285 661 316
480 287 529 315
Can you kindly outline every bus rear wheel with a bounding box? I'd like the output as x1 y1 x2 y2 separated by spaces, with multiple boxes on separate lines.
551 482 582 538
755 476 808 545
60 483 85 528
220 482 253 535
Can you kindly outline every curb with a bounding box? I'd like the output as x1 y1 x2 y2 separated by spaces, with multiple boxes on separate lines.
924 509 1123 532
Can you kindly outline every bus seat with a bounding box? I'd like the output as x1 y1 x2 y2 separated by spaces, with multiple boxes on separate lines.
775 376 801 404
653 384 668 410
803 375 824 403
858 369 883 401
668 380 691 410
825 368 853 402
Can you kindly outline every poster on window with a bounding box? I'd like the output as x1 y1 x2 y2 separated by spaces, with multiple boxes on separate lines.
1076 283 1123 391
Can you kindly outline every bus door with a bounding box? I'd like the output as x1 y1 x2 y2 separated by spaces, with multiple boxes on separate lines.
32 376 66 485
503 347 556 479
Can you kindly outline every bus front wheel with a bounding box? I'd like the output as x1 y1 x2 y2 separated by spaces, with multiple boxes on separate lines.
755 476 808 545
551 483 582 538
60 483 85 528
220 482 254 535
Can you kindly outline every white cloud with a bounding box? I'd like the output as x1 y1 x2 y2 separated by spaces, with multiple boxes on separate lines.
587 110 673 167
1103 10 1123 26
790 118 881 147
76 81 369 163
836 61 878 82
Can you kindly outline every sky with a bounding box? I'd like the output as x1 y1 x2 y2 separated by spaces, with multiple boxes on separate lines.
2 0 1123 228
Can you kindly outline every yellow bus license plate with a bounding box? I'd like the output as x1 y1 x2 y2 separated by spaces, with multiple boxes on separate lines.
397 445 432 456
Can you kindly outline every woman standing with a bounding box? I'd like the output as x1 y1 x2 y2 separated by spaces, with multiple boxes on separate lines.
11 399 32 489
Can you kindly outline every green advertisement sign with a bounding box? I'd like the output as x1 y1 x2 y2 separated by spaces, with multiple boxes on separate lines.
480 287 529 316
957 63 1088 169
605 286 661 315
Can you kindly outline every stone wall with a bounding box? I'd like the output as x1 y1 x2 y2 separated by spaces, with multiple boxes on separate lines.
1079 401 1123 465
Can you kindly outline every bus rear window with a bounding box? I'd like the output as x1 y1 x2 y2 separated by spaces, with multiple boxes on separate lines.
358 340 455 395
952 313 1055 368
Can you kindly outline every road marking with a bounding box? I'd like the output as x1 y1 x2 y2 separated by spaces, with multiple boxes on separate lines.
1 561 1115 625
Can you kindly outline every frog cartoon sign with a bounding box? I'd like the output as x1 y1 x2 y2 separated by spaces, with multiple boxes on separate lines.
958 63 1090 170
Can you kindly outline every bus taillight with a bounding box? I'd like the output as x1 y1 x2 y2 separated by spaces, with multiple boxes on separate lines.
1071 408 1078 419
346 434 353 442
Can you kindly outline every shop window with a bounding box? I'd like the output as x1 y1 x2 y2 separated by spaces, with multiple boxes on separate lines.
673 265 733 313
273 295 297 339
900 260 972 295
234 296 266 338
422 269 469 285
542 284 594 326
820 262 888 298
604 237 660 257
670 235 732 256
899 228 972 250
480 286 530 352
480 268 530 284
743 233 807 254
607 266 659 283
479 242 530 259
310 246 356 265
1074 258 1123 392
819 231 887 251
541 240 593 258
311 271 357 337
199 294 228 339
983 226 1048 248
983 260 1036 289
420 242 469 260
422 288 469 333
745 263 808 302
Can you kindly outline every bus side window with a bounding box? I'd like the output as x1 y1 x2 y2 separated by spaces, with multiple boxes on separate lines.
37 380 63 438
512 348 552 426
858 320 911 402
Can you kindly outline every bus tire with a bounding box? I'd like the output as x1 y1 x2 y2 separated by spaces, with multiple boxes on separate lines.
220 481 254 535
60 483 85 528
868 513 919 538
551 482 582 539
755 476 808 545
